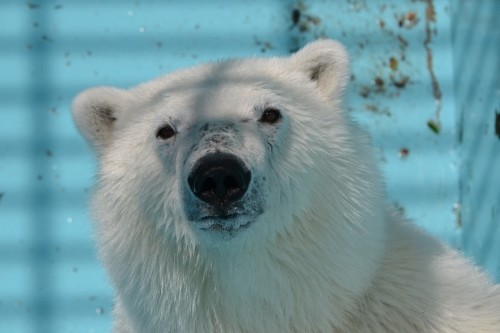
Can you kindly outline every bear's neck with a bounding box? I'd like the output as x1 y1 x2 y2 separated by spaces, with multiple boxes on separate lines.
105 208 386 333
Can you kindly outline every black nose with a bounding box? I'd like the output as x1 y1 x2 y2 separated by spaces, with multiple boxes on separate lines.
188 153 251 206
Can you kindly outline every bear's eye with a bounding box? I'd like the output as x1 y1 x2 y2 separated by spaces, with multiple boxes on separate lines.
259 108 281 124
156 124 176 140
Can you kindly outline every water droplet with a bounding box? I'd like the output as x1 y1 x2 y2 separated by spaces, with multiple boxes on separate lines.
95 307 104 315
66 217 73 224
127 10 134 16
139 25 146 33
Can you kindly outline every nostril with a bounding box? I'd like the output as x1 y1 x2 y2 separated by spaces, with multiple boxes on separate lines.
223 175 242 198
200 177 217 194
224 176 239 191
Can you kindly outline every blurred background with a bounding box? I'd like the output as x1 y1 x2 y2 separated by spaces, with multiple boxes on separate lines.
0 0 498 332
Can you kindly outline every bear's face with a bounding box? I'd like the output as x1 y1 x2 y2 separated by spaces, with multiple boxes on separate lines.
73 40 353 246
153 82 289 238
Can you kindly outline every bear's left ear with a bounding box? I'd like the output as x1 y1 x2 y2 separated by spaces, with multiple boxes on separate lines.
290 39 350 100
72 86 131 153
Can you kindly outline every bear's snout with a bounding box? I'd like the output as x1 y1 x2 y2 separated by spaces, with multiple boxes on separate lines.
188 153 251 208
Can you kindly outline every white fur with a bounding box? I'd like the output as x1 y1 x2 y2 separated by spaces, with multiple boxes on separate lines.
73 40 500 332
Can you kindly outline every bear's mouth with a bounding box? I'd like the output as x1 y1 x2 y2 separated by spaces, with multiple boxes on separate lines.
197 214 255 233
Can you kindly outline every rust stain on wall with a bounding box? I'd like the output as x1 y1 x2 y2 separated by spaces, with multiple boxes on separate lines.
424 0 442 131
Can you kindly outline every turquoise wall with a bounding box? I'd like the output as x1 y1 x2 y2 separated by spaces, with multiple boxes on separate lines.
0 1 498 332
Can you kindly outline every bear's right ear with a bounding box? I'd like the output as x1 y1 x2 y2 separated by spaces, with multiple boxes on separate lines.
72 86 130 152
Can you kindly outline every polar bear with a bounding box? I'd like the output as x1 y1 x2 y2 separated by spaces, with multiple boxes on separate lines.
72 40 500 333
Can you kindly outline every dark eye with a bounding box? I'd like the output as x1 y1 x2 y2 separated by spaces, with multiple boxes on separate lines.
156 124 176 140
259 108 281 124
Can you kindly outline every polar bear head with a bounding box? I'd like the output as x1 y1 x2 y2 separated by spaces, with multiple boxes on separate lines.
73 40 384 253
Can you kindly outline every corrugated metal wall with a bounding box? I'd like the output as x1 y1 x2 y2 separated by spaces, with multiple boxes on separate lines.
452 0 500 284
0 0 498 332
